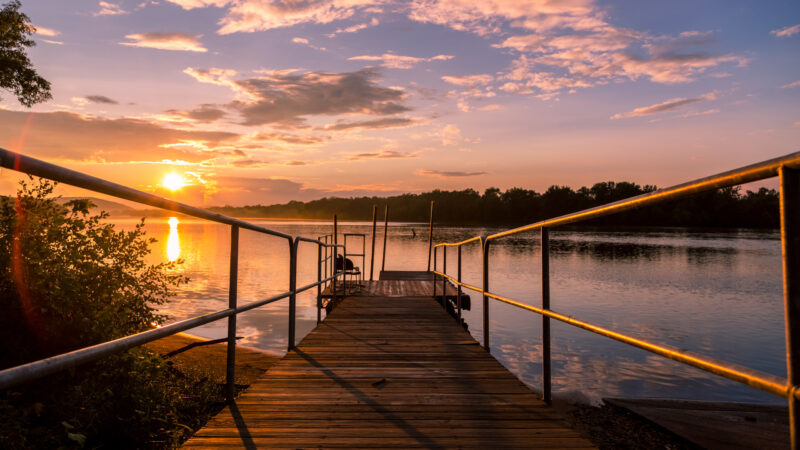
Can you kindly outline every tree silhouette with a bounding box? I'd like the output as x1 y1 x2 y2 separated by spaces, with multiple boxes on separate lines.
0 0 51 106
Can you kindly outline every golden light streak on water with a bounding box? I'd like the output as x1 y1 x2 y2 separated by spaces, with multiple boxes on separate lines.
167 217 181 262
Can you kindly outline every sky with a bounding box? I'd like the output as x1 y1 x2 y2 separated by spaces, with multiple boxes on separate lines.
0 0 798 207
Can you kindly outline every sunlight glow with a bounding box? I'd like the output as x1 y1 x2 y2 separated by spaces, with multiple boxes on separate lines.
167 217 181 262
163 173 186 191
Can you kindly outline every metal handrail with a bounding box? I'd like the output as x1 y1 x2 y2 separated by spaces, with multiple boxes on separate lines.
0 148 347 399
431 150 800 447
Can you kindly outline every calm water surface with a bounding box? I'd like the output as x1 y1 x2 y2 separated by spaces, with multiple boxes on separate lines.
126 218 785 405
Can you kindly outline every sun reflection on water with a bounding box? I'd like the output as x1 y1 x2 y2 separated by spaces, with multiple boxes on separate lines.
167 217 181 262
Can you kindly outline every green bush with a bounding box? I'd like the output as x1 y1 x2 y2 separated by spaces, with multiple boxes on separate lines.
0 178 224 448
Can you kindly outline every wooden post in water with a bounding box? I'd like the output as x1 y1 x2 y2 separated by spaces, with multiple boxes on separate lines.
288 238 297 351
780 166 800 449
482 236 490 350
370 205 377 281
433 246 437 298
541 227 552 405
427 200 434 272
442 247 447 306
457 246 462 320
225 225 239 403
333 215 338 300
316 243 322 324
381 204 389 273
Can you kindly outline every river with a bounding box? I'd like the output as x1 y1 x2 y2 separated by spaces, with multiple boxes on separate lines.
127 218 785 405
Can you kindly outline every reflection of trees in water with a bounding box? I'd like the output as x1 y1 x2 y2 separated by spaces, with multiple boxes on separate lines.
489 237 740 265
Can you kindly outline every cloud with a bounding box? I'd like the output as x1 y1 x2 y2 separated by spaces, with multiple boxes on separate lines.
329 17 380 36
441 74 494 86
165 104 226 123
34 25 60 37
85 95 119 105
291 37 326 51
41 39 64 45
348 53 453 69
324 117 417 131
347 150 418 160
610 92 717 119
437 124 462 146
772 24 800 38
782 80 800 89
94 1 128 16
417 169 487 177
120 33 207 52
216 0 381 34
0 109 238 163
251 131 328 145
187 68 410 126
165 0 230 9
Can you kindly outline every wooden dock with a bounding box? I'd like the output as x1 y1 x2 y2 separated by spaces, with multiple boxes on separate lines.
185 271 593 448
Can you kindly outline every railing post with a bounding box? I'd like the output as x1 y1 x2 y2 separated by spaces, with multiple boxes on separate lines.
482 236 490 350
333 215 338 299
541 227 552 405
226 225 239 403
370 204 377 281
457 245 462 320
780 166 800 449
427 200 434 271
288 238 297 351
381 204 389 273
433 246 437 298
442 246 447 306
317 243 322 324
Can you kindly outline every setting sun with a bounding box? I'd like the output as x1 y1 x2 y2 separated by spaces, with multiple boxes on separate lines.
162 173 186 191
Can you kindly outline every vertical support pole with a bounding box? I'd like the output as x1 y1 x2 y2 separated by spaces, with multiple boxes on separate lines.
442 247 447 306
433 246 437 298
427 200 435 271
316 243 322 324
333 215 339 297
541 227 552 405
344 238 349 295
381 204 389 273
226 225 239 403
482 237 490 351
457 245 462 320
288 238 297 351
780 166 800 449
370 205 377 281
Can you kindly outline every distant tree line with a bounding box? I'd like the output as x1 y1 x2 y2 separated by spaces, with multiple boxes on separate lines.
209 181 780 229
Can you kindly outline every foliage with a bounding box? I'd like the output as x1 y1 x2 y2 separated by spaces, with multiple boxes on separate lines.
210 182 780 229
0 0 52 106
0 178 184 364
0 178 219 448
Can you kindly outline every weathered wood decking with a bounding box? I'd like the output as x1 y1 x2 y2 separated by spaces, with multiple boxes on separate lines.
185 272 593 448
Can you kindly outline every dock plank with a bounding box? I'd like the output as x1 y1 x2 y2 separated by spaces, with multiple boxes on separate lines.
185 274 593 449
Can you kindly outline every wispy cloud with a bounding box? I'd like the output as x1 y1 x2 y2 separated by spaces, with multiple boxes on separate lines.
772 24 800 38
85 95 119 105
120 33 207 52
782 80 800 89
94 1 128 16
215 0 380 34
348 150 418 160
324 117 417 131
348 53 453 69
291 37 326 51
611 92 717 119
34 25 60 37
165 104 225 123
328 17 380 37
417 169 487 177
441 74 493 87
